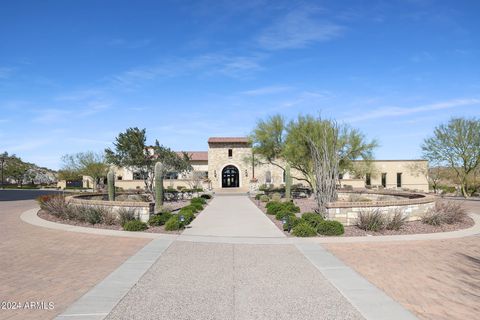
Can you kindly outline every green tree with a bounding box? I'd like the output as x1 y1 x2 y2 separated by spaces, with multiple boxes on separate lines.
251 114 378 190
422 117 480 197
60 152 108 191
105 127 192 198
4 155 32 187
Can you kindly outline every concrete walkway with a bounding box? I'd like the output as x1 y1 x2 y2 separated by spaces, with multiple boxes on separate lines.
181 195 285 238
106 242 365 320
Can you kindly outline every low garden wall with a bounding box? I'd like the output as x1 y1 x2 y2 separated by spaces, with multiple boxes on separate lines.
66 193 154 222
326 190 436 226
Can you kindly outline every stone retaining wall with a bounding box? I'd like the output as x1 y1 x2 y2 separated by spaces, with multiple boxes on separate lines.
66 194 154 223
326 191 436 226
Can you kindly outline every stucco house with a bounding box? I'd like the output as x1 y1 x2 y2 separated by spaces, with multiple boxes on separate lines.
79 137 429 193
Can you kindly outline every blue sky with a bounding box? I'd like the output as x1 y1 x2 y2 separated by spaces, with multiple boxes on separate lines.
1 0 479 169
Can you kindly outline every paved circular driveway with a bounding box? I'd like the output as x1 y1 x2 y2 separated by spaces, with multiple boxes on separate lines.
0 191 149 320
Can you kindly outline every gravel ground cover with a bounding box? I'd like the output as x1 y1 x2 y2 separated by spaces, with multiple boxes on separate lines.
38 200 192 233
251 197 474 237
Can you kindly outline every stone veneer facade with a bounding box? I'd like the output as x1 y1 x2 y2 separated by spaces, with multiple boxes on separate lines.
75 136 429 193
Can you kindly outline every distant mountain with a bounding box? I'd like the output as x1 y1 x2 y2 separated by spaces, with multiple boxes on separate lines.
25 164 57 185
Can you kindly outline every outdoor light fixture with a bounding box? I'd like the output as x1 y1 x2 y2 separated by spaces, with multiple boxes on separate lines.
214 170 217 178
245 169 248 177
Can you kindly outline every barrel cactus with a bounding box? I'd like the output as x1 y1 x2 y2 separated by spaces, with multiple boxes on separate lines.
285 164 292 200
154 162 164 211
107 168 115 201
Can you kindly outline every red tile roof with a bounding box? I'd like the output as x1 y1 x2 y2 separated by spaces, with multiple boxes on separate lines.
176 151 208 161
208 137 250 143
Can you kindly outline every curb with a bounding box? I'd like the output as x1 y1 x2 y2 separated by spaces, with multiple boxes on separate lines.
22 208 480 244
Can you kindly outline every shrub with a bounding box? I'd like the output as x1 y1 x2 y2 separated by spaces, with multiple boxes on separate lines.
189 202 204 211
85 207 103 225
282 201 300 213
292 222 317 237
271 192 282 202
178 211 195 225
123 220 148 231
282 215 300 231
357 209 385 231
200 194 212 200
180 205 198 214
266 201 283 215
148 212 172 226
266 201 300 215
39 195 69 218
165 215 181 231
275 208 296 221
102 210 118 225
317 220 344 236
421 210 443 226
191 197 207 205
301 212 324 229
118 208 137 227
437 201 467 224
385 209 407 230
260 195 269 202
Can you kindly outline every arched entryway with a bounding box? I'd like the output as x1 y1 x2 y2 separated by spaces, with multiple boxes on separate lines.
222 165 239 188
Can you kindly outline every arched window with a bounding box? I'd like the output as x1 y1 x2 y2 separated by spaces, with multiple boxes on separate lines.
265 171 272 184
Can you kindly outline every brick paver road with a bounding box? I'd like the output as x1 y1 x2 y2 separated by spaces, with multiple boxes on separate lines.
325 199 480 320
0 198 149 320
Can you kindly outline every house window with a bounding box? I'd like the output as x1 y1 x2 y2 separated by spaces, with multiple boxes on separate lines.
228 149 233 158
338 173 344 180
117 176 123 181
397 172 402 188
365 173 371 186
381 173 387 188
265 171 272 184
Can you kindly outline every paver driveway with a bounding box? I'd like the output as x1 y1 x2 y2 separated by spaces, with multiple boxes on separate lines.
325 199 480 320
0 194 149 320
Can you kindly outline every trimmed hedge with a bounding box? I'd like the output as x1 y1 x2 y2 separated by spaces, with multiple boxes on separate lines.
275 208 296 221
301 212 324 229
165 216 181 230
265 201 300 215
123 220 148 231
292 222 317 237
191 197 207 205
148 212 172 226
317 220 344 236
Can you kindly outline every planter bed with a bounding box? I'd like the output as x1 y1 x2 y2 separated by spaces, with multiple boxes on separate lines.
250 197 475 237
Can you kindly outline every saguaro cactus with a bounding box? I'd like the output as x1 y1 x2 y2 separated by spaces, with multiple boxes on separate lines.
154 162 164 211
107 168 115 201
285 164 292 201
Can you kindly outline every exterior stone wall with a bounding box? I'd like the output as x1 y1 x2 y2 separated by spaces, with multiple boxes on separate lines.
325 191 436 226
66 194 154 223
208 142 252 190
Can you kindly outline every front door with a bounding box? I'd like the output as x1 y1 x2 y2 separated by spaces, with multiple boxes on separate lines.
222 165 239 188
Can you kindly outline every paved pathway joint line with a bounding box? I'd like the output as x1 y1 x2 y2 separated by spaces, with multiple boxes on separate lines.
55 238 173 320
296 243 418 320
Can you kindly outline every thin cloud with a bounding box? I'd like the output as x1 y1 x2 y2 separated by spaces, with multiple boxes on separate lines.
0 67 14 79
109 53 264 88
257 6 344 50
344 98 480 122
241 85 292 96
